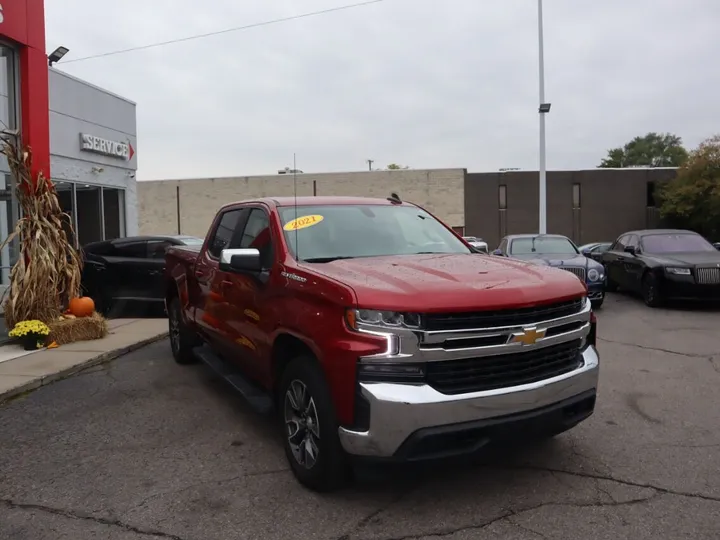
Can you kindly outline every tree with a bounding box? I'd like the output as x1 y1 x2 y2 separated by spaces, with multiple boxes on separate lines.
598 132 689 168
386 163 409 170
658 134 720 240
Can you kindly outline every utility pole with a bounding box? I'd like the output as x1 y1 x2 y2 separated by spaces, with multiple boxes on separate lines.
537 0 549 234
366 159 374 171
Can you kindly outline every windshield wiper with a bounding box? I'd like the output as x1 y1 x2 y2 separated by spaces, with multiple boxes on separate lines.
301 256 357 263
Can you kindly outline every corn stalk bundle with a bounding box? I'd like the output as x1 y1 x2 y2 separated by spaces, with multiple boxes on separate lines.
0 136 82 328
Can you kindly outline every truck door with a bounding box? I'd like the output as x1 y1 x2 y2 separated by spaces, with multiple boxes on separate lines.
220 206 277 385
194 208 247 348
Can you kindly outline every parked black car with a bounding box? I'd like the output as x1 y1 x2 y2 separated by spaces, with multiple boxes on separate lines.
81 235 204 315
578 242 612 263
493 234 606 308
600 229 720 307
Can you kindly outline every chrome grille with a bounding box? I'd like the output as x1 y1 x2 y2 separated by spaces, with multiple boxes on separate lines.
695 267 720 285
561 266 586 281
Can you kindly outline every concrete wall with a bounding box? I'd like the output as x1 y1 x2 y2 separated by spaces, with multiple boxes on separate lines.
48 68 139 235
464 168 678 249
138 168 466 238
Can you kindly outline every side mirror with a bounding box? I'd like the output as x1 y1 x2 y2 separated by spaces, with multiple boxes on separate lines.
623 245 636 255
492 249 503 256
220 248 262 273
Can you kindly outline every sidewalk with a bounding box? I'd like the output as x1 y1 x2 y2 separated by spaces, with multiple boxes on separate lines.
0 318 168 403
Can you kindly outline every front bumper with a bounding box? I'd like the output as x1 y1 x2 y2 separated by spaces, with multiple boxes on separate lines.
662 274 720 300
587 282 604 301
338 344 599 459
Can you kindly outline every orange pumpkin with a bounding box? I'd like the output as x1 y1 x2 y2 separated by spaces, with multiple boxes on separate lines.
68 297 95 318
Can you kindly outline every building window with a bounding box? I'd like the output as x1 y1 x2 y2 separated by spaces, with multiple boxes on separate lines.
451 226 465 236
646 181 656 207
103 188 126 240
54 181 76 247
572 183 581 209
76 184 102 246
52 181 127 248
499 185 507 210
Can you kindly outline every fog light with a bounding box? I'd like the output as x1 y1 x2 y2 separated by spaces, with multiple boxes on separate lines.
358 362 425 383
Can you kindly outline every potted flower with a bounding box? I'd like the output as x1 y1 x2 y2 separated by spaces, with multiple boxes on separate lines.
9 320 51 351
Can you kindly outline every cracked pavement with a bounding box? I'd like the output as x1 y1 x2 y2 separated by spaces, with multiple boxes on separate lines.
1 292 720 539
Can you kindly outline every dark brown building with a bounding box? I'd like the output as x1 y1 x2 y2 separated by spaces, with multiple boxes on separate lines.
464 168 678 249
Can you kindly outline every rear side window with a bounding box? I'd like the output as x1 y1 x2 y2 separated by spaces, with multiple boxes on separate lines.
208 210 242 258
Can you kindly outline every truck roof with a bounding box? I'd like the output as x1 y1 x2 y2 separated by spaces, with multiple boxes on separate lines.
219 196 415 212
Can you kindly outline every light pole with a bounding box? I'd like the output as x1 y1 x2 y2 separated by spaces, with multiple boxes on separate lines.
537 0 550 234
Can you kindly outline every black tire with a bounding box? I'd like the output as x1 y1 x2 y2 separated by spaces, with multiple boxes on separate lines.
168 296 200 364
642 272 663 308
591 299 604 310
278 357 351 492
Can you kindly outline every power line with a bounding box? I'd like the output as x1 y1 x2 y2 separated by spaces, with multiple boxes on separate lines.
62 0 387 64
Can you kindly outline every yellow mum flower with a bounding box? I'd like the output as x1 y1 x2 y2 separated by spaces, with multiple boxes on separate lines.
9 320 51 338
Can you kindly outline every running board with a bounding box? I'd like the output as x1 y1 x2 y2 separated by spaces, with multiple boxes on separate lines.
193 345 274 415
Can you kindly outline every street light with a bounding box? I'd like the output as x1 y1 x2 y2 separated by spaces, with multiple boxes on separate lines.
537 0 550 234
48 46 69 66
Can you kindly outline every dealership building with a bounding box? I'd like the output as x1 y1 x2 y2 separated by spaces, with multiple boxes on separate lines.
1 1 138 341
1 30 138 291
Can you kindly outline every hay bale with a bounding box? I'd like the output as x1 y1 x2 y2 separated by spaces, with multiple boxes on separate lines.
48 312 108 345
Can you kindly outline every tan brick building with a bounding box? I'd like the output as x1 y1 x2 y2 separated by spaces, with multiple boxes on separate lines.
138 168 466 238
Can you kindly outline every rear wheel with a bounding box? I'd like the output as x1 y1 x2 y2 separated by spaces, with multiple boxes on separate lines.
279 357 351 492
168 296 200 364
642 272 663 308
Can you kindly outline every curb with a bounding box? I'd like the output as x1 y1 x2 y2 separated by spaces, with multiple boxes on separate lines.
0 332 169 405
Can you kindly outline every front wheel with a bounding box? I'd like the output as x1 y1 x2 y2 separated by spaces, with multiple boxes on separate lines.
279 357 351 492
642 272 663 308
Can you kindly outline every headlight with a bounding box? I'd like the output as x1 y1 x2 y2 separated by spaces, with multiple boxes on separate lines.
666 267 691 276
587 268 601 282
346 309 421 329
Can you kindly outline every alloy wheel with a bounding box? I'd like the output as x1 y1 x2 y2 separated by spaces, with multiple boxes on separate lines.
284 379 321 470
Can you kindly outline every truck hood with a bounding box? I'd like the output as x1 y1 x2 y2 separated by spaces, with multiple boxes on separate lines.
305 253 586 312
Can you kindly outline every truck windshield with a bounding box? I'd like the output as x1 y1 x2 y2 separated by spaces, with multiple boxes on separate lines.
278 204 471 262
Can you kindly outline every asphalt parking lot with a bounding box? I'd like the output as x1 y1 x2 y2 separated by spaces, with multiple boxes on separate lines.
1 292 719 540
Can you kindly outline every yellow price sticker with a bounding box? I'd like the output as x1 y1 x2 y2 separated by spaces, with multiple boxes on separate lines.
283 214 324 231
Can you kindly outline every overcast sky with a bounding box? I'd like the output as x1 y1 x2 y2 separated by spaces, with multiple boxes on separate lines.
45 0 720 181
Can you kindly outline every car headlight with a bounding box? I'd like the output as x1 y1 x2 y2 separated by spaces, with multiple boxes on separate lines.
346 309 421 329
587 268 602 282
666 267 691 276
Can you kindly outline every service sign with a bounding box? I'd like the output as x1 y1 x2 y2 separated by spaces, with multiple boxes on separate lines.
0 1 29 45
80 133 135 161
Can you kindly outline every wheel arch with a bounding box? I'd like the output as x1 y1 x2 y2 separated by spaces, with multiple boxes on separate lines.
271 333 319 395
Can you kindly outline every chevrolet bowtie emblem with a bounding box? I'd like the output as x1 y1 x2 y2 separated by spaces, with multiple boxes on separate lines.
510 327 546 346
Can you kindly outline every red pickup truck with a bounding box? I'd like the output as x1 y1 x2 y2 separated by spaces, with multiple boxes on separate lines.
165 195 599 492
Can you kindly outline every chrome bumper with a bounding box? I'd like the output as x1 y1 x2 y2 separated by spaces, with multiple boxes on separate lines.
338 344 599 458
